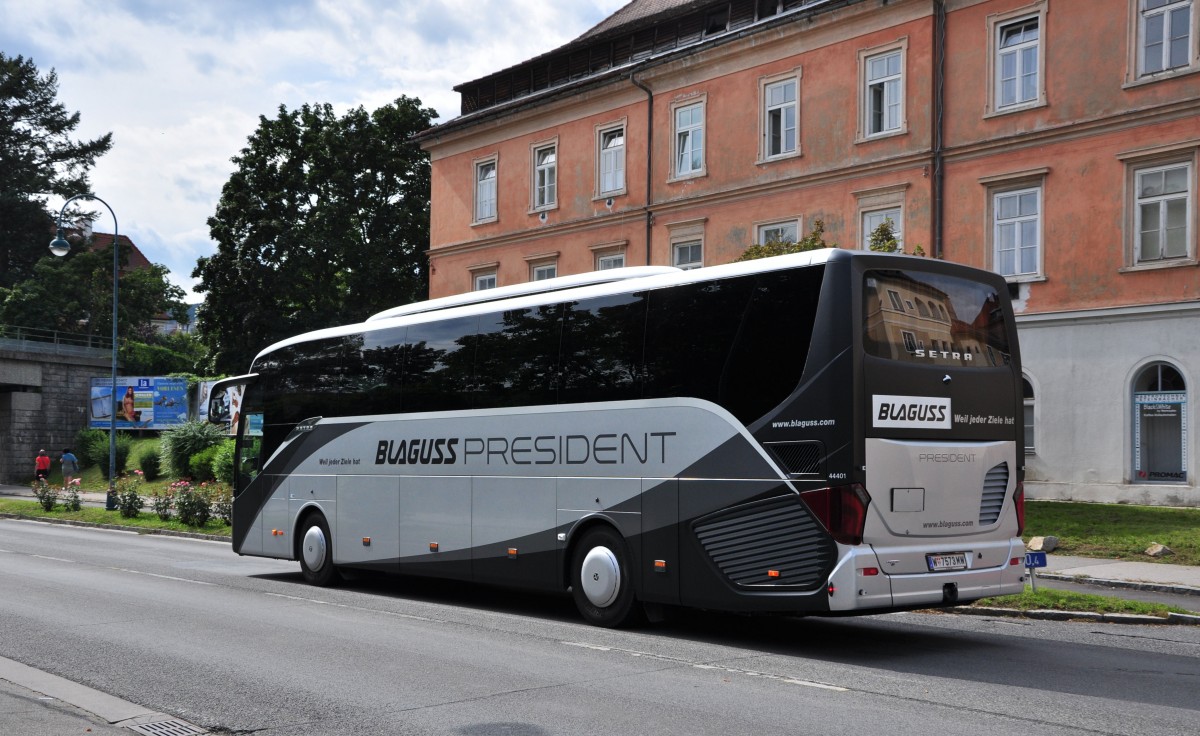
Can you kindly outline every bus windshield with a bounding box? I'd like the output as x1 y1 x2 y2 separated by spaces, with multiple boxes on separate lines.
862 269 1011 367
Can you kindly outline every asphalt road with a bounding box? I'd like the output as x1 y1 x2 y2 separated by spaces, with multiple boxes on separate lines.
2 518 1199 736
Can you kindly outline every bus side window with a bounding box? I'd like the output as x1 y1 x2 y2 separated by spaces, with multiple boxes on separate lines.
559 293 646 404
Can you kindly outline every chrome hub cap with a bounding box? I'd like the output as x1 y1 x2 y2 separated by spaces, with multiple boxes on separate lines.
580 546 620 608
302 525 327 571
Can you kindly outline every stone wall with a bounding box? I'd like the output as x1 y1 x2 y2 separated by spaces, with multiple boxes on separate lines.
0 344 111 484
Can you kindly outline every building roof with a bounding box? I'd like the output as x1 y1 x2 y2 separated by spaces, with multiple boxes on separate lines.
427 0 847 136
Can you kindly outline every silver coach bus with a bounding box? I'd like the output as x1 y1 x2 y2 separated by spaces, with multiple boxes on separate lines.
212 249 1028 627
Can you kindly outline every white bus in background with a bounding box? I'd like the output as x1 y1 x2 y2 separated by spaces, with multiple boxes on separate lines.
211 249 1027 627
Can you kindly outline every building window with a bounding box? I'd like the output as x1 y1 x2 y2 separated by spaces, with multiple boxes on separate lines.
531 263 557 281
1138 0 1193 76
1022 377 1036 455
596 252 625 270
992 186 1042 277
673 100 705 178
474 272 497 291
532 143 557 210
997 17 1040 109
757 220 798 245
1132 362 1188 484
674 241 703 270
1135 162 1191 263
861 46 904 138
863 208 903 249
598 125 626 196
763 77 798 159
474 157 497 223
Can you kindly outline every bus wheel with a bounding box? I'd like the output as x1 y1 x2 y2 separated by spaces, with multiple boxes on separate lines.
298 514 340 587
571 526 641 628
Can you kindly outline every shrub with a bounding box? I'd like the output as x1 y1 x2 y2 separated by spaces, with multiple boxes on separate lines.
188 444 223 482
209 482 233 525
151 489 173 521
75 428 107 467
160 421 227 477
61 484 82 512
116 471 145 519
86 432 133 478
173 480 211 527
138 447 162 482
211 439 236 484
32 479 57 511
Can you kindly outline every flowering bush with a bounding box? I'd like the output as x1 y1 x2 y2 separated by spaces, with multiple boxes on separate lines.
32 479 57 511
173 480 211 527
116 470 145 519
62 479 82 512
151 487 174 521
206 482 233 525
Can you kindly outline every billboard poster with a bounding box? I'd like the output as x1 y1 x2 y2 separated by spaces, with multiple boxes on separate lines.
88 376 190 430
196 380 221 423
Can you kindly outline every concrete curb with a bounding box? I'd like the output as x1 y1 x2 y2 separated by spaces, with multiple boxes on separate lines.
952 606 1200 625
0 512 230 543
1037 572 1200 598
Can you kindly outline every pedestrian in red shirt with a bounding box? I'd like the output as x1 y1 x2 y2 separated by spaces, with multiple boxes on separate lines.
34 449 51 481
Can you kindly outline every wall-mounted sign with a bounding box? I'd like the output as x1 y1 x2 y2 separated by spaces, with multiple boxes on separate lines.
88 376 189 430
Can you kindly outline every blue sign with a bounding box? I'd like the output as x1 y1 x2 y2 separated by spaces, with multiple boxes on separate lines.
88 376 190 430
1024 551 1048 569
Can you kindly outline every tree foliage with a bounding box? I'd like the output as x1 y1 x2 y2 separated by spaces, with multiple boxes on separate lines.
194 97 436 374
0 53 113 288
736 219 836 262
0 237 188 338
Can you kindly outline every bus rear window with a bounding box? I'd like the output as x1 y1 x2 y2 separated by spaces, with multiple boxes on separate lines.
863 269 1011 367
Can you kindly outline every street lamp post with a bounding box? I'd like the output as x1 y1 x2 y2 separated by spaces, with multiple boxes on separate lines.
49 194 120 511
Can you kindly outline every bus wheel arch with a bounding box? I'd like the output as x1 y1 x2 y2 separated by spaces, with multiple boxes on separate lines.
568 522 642 628
296 510 340 587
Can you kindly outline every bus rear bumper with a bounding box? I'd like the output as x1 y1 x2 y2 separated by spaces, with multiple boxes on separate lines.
827 539 1026 612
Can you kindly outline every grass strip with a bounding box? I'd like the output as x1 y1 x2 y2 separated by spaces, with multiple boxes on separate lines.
0 498 230 537
1024 501 1200 566
972 585 1191 617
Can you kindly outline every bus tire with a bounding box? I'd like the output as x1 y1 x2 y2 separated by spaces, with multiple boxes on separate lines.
298 513 340 587
570 526 641 628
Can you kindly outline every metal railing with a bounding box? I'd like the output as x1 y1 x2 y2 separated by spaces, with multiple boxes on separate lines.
0 324 114 356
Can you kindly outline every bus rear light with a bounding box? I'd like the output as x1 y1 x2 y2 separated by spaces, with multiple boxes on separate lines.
827 583 836 596
767 569 781 578
1009 557 1021 566
429 542 439 552
800 484 871 546
859 567 879 576
1013 481 1025 536
654 559 667 573
507 547 518 559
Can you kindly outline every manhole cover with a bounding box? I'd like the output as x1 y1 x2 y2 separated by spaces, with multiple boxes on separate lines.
126 719 208 736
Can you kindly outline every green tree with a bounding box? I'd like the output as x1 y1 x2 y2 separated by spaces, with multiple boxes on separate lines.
194 97 436 374
0 53 113 288
0 237 188 340
736 219 837 262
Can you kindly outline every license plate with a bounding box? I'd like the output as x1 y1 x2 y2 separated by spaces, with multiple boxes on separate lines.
927 553 968 571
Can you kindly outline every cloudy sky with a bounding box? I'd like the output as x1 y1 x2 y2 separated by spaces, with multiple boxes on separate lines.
1 0 628 302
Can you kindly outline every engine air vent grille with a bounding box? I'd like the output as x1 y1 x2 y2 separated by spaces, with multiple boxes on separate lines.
979 462 1009 526
693 494 836 588
764 441 823 476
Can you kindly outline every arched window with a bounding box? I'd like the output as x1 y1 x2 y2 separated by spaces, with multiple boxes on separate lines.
1132 362 1187 484
1022 377 1035 455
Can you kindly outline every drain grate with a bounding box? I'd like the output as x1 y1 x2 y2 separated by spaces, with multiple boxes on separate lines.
126 719 208 736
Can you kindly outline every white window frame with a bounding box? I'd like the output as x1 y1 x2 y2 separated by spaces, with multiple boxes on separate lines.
531 262 557 281
596 122 627 197
980 169 1049 282
986 3 1048 115
473 155 498 224
1135 0 1196 78
1134 161 1193 265
671 97 706 180
760 71 800 161
756 219 800 245
992 186 1043 279
858 41 907 141
531 140 557 212
596 252 625 270
1022 375 1037 456
1119 144 1198 270
862 207 904 250
673 240 703 270
473 271 497 291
